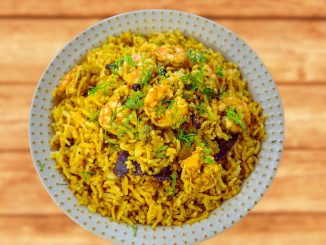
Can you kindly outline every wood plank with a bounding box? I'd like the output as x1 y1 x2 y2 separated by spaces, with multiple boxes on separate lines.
0 0 325 18
0 213 325 245
0 19 325 84
1 150 325 215
1 83 326 150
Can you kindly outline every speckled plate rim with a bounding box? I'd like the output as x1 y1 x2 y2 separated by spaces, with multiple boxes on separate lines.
29 9 285 245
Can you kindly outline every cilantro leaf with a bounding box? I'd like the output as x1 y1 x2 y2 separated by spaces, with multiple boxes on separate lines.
37 162 45 171
226 107 246 130
124 54 136 67
139 68 152 87
167 173 177 197
215 66 224 77
155 145 169 158
186 49 207 64
81 171 95 181
88 80 112 96
157 63 167 76
123 91 145 111
132 224 138 237
176 130 196 148
88 110 100 122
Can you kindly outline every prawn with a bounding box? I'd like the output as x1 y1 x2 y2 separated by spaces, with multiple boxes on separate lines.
155 45 187 67
218 96 251 133
181 147 221 194
144 85 188 127
98 87 131 134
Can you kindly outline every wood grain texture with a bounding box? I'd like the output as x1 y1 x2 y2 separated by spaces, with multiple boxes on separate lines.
0 19 325 84
1 150 326 215
1 0 325 18
1 0 326 243
1 84 326 150
0 213 325 245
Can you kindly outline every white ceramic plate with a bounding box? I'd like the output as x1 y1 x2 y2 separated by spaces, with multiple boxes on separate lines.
29 9 285 245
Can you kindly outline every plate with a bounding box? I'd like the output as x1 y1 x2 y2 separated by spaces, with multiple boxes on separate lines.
29 9 285 245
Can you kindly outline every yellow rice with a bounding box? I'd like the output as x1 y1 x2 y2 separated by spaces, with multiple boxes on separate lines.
50 31 266 228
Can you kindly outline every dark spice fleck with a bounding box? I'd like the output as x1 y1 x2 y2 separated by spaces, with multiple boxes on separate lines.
214 134 239 161
152 167 172 180
65 138 75 147
191 114 201 129
159 67 167 76
113 151 129 178
131 83 141 91
132 161 142 175
105 63 117 70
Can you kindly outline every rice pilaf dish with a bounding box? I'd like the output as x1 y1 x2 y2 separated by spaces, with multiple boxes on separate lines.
51 31 266 228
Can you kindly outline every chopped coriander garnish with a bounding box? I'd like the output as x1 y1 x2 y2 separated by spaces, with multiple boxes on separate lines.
157 104 164 117
156 145 169 158
197 141 216 164
167 173 177 197
117 129 127 138
110 108 117 125
215 66 224 77
74 67 81 84
186 49 207 64
174 116 187 129
123 91 145 111
81 171 95 181
192 102 207 115
219 87 227 98
103 134 118 151
226 107 246 130
108 58 124 74
205 156 216 165
197 141 212 155
124 54 136 67
105 63 117 71
132 224 138 237
37 162 45 171
176 130 196 148
181 71 203 92
88 110 100 122
139 68 152 87
157 63 167 76
167 99 175 109
88 80 112 96
203 88 216 97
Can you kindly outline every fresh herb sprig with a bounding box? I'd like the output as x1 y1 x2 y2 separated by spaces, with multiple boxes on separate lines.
186 49 207 64
106 58 124 74
37 162 45 171
167 173 177 197
174 116 187 129
203 88 216 97
157 63 167 76
139 68 152 87
197 141 215 165
155 145 169 158
191 102 207 115
103 134 118 151
123 91 145 111
88 80 112 96
132 224 138 237
226 107 246 130
124 54 136 67
88 110 100 122
81 171 95 181
176 130 196 148
215 66 224 77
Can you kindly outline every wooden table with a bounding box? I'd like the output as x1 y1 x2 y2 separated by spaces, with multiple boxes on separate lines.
0 0 325 244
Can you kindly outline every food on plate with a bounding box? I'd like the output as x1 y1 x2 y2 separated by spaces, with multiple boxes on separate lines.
50 31 266 228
